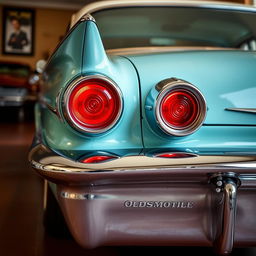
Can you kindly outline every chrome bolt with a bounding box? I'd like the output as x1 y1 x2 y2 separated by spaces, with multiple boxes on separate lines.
216 188 221 193
216 180 223 187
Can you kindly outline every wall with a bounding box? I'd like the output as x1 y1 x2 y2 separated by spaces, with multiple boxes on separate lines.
0 6 74 68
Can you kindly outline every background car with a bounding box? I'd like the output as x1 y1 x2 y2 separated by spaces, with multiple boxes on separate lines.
29 1 256 255
0 60 39 120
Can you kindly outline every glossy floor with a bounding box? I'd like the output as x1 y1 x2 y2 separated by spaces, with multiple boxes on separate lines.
0 109 256 256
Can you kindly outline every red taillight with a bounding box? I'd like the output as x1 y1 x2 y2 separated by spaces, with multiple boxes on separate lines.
81 155 117 163
161 91 198 129
155 79 206 136
155 152 197 158
64 77 122 133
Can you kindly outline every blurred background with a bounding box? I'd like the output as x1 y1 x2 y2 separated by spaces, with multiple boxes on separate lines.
0 0 256 255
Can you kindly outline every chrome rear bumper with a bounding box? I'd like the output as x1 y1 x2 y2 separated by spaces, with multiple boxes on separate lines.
29 144 256 254
29 144 256 182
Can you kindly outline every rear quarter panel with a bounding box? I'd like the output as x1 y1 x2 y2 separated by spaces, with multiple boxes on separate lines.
38 21 143 159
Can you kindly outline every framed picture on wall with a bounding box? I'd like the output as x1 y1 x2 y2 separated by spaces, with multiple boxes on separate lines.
2 7 35 56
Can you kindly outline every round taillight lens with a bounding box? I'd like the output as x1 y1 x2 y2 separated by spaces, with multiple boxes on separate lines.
155 79 206 136
64 77 122 133
161 91 198 129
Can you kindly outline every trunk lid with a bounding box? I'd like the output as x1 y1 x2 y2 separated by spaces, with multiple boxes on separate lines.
126 50 256 126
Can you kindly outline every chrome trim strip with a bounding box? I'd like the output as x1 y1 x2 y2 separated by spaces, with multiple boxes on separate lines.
106 46 236 56
46 103 58 115
225 108 256 114
62 75 123 134
71 0 256 29
29 144 256 175
40 99 60 117
155 78 207 137
61 192 94 200
238 174 256 180
61 192 113 200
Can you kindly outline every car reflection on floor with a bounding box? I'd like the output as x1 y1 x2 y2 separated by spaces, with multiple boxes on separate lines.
0 110 255 256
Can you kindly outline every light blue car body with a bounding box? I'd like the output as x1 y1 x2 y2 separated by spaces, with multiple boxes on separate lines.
35 12 256 161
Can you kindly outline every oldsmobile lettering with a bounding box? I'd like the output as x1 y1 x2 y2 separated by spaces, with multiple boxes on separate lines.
124 200 194 209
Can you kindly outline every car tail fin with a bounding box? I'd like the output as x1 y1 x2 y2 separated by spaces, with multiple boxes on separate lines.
82 18 111 73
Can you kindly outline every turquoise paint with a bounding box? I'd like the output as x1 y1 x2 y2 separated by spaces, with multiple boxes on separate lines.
126 51 256 152
40 97 142 159
40 21 143 158
42 23 86 107
39 20 256 159
142 125 256 154
128 51 256 125
82 21 111 74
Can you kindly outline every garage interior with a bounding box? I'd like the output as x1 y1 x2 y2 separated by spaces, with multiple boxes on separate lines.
0 0 256 255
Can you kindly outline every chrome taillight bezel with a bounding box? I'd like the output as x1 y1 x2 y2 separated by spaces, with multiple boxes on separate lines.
155 78 207 136
62 75 123 134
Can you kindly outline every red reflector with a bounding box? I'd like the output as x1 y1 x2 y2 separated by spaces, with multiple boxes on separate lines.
161 91 198 129
66 77 122 133
155 153 197 158
82 155 117 164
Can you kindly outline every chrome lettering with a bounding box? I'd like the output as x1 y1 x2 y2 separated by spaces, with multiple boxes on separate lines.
146 201 153 207
154 201 164 208
124 200 133 207
139 201 147 207
163 201 171 208
187 202 194 208
124 200 194 208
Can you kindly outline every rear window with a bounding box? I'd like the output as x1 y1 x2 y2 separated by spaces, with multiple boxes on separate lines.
93 7 256 49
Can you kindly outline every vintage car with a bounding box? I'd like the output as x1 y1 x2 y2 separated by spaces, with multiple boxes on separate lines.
0 61 38 106
29 1 256 255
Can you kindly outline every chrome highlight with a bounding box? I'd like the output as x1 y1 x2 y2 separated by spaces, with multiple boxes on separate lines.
80 13 96 23
155 78 207 136
225 108 256 114
40 97 62 120
62 75 123 134
106 46 236 56
211 173 239 255
41 100 58 115
39 89 62 119
62 192 96 200
61 192 113 200
29 144 256 176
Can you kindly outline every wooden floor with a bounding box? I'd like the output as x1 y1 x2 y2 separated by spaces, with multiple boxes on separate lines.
0 108 255 256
